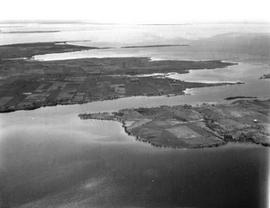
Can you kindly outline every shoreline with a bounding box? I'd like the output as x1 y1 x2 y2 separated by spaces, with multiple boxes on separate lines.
0 42 237 114
79 99 270 149
0 80 241 114
0 41 98 59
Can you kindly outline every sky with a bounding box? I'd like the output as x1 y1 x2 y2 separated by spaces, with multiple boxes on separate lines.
0 0 270 24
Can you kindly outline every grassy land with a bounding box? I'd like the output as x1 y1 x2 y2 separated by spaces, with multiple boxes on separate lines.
79 99 270 148
0 42 236 113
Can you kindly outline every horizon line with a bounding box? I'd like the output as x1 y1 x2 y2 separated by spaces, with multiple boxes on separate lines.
0 20 269 25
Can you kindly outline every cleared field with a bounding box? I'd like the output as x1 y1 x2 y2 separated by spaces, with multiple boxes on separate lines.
0 42 236 113
80 99 270 148
166 125 201 139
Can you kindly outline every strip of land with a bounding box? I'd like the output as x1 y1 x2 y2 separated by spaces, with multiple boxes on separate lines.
260 73 270 79
1 30 60 34
225 96 257 100
121 44 189 48
0 42 236 113
0 42 97 59
79 99 270 148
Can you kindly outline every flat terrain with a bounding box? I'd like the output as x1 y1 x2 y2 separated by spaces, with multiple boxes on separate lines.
0 42 98 59
79 99 270 148
0 42 236 112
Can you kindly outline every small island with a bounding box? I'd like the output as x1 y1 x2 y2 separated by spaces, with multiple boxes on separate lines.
121 44 189 48
1 30 60 34
224 96 257 100
260 74 270 80
79 99 270 148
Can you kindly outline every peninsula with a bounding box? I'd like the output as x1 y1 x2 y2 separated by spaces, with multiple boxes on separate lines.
0 42 237 113
0 42 96 59
79 99 270 148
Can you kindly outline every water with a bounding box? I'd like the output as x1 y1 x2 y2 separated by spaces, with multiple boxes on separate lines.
170 62 270 100
31 38 270 104
32 44 269 62
0 109 269 208
3 22 270 102
1 23 270 46
0 23 269 208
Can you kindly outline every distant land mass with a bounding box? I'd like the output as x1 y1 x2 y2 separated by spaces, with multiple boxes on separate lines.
191 33 270 59
0 30 60 34
260 74 270 79
0 42 97 59
225 96 257 100
121 44 189 48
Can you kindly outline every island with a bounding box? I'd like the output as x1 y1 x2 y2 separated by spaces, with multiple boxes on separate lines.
121 44 189 48
224 96 257 100
0 42 237 113
79 99 270 148
1 30 60 34
260 74 270 79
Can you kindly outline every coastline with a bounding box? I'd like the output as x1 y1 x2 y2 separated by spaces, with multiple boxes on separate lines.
1 23 270 208
0 42 97 59
0 42 237 113
79 99 270 149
